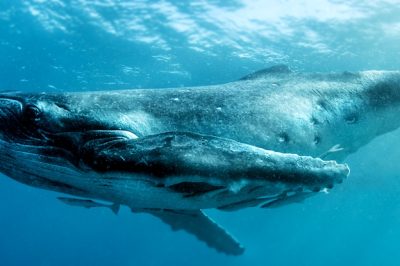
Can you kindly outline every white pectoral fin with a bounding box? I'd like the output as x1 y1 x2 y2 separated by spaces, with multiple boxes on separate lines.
144 209 244 255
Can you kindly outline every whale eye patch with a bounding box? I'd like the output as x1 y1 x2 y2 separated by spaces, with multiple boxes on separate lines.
23 104 42 122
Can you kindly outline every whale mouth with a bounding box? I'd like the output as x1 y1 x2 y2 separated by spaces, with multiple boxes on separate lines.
0 98 127 196
0 96 88 192
0 129 139 173
0 93 136 166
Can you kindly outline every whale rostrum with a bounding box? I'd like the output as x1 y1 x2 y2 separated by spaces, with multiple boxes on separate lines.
1 66 399 255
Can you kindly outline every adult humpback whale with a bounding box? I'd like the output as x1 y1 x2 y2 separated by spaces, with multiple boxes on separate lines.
0 65 399 255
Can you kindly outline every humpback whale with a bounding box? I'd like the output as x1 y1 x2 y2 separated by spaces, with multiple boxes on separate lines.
1 65 399 255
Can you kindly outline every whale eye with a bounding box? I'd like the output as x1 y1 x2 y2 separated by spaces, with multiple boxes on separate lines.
24 104 41 122
344 113 358 124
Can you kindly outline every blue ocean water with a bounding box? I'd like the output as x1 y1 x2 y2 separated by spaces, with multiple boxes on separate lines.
1 1 400 265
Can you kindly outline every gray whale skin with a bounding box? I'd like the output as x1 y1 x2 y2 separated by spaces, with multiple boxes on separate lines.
1 65 399 255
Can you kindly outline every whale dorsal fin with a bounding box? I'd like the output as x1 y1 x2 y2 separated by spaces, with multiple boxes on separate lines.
240 64 291 80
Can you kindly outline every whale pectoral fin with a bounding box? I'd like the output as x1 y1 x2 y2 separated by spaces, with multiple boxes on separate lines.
80 131 349 191
141 208 244 255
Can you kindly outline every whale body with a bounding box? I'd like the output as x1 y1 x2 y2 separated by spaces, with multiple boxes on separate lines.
1 65 399 255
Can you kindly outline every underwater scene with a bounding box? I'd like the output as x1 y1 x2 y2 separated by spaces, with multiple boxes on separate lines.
1 1 400 265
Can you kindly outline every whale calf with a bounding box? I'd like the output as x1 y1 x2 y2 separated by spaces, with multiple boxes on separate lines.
1 65 399 255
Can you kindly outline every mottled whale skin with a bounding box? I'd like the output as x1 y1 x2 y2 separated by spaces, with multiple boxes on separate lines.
0 66 399 255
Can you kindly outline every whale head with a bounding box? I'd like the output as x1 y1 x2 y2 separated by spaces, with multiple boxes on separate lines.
0 91 143 197
0 94 74 191
0 92 120 195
